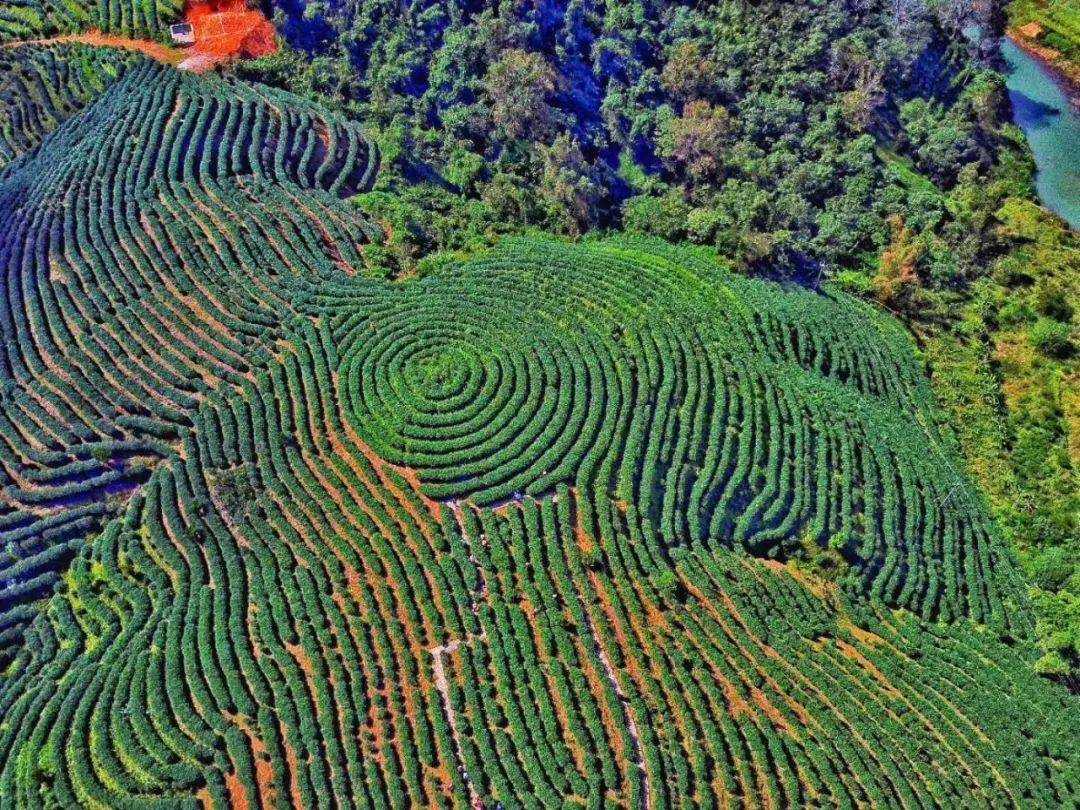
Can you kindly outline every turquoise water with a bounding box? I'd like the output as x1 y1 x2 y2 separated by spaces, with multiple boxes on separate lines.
1001 38 1080 230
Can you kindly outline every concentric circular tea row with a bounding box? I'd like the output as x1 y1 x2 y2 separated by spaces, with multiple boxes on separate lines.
340 280 626 504
331 239 1026 634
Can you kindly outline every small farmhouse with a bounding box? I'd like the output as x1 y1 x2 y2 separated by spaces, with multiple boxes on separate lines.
169 22 195 46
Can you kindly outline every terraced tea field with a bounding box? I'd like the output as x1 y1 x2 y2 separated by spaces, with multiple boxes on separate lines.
0 36 1077 810
0 0 180 41
0 41 135 169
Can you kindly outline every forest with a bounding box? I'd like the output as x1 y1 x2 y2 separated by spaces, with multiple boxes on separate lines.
244 0 1006 276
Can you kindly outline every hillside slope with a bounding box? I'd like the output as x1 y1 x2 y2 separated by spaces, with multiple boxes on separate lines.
0 64 1077 808
0 61 380 663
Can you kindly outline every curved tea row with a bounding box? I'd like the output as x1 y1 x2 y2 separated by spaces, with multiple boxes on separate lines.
0 0 180 41
0 61 380 663
0 323 1075 808
0 43 134 172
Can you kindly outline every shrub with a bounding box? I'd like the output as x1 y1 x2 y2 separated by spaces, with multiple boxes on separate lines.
1030 547 1074 592
1029 318 1075 357
1034 652 1071 677
1033 281 1075 322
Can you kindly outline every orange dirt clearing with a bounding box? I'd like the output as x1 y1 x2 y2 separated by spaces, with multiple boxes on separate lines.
180 0 278 71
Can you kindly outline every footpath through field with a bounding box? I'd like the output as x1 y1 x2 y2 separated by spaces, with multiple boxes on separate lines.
1 30 184 64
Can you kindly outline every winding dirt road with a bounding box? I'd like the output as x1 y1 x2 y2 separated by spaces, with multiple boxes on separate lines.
1 30 184 64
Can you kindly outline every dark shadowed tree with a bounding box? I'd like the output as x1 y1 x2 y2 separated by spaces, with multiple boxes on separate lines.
538 133 602 235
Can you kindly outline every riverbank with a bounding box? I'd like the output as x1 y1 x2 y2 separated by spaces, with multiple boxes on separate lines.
1007 21 1080 109
1001 35 1080 231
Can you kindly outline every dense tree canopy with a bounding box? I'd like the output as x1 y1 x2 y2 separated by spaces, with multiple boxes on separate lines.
243 0 1007 278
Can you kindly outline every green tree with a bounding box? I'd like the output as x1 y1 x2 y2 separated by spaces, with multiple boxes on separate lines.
484 49 557 140
657 100 732 180
537 134 601 235
660 41 717 102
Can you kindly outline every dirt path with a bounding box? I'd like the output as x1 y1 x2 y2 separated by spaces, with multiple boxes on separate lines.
430 635 485 809
1 30 184 65
581 607 652 809
2 9 278 74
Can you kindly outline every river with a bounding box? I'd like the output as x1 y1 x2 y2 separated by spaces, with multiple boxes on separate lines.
1001 37 1080 230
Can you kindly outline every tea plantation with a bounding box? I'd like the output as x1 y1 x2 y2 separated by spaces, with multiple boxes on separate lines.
0 47 1076 810
0 0 179 40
